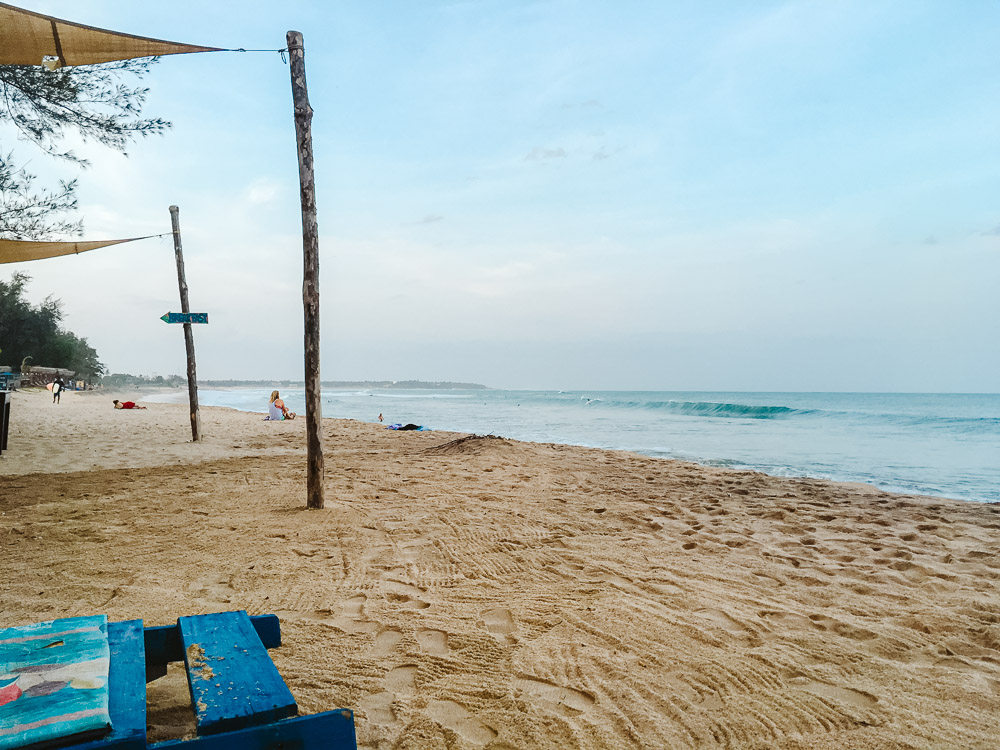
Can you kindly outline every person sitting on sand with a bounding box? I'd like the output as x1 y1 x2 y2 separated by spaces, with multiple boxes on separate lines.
266 390 295 421
113 399 146 410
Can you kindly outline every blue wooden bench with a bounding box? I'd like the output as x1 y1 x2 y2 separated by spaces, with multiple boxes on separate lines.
64 611 355 750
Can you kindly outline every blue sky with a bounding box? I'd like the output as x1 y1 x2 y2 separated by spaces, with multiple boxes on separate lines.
4 0 999 390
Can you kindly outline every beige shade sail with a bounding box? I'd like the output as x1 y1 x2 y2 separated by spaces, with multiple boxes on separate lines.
0 237 150 264
0 2 222 67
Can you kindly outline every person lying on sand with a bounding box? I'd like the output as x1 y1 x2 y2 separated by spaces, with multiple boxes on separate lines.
266 390 296 421
113 400 146 410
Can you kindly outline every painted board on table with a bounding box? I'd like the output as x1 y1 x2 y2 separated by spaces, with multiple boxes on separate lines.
0 615 112 749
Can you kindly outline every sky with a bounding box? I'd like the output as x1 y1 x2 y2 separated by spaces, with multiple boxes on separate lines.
3 0 999 391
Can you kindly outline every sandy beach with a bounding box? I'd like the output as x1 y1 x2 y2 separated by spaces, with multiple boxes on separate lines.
2 387 999 749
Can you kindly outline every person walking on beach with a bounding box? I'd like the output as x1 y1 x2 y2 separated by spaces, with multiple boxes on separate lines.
52 377 63 404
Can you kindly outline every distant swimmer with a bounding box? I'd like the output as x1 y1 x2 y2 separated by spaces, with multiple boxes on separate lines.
378 413 384 422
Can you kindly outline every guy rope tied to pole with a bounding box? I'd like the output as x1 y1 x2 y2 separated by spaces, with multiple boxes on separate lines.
287 30 325 509
169 205 202 442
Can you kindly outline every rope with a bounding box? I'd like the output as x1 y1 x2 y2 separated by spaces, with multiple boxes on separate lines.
216 48 289 63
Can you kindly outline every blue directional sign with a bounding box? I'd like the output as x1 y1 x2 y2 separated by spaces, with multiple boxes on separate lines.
160 312 209 324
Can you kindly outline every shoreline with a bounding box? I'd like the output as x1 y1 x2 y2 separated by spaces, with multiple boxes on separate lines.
0 388 934 501
127 385 988 506
3 388 1000 747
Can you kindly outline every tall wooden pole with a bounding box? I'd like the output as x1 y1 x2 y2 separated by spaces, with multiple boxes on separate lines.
169 205 201 442
287 30 325 509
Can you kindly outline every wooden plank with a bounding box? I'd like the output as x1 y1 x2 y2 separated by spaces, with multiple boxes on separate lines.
169 205 202 443
72 619 147 750
147 709 356 749
144 615 280 683
178 612 297 736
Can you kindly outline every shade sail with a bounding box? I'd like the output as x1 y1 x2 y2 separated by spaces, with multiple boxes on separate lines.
0 237 148 264
0 2 221 67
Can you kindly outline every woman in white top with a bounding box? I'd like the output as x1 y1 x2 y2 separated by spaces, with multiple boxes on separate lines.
267 390 295 420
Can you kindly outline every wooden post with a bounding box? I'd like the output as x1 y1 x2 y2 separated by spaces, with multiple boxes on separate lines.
287 30 325 509
169 205 202 442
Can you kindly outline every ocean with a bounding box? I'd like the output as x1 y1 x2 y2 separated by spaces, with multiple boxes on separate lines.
145 388 1000 504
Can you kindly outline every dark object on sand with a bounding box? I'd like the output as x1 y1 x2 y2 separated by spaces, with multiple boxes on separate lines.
423 434 510 455
0 391 10 456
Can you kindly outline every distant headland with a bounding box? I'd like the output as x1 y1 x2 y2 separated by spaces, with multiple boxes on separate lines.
99 373 487 390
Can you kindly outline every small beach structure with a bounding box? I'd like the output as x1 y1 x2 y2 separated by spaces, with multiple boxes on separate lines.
19 366 75 389
0 610 356 749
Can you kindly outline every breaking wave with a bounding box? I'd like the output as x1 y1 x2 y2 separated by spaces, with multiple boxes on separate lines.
582 398 816 419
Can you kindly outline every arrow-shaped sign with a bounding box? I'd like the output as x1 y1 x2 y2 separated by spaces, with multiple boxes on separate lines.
160 312 209 324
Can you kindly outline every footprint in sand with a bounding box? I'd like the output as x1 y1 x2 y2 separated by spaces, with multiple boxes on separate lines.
514 675 595 716
358 691 397 725
186 576 234 606
417 628 449 655
374 629 403 655
482 608 516 637
427 700 497 746
695 608 759 645
331 594 379 634
383 580 431 609
398 543 423 562
343 594 366 618
785 672 878 708
758 610 816 631
807 614 877 641
384 664 417 694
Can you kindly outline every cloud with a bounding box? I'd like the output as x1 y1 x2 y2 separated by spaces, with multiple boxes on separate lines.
399 214 444 227
246 178 281 205
561 99 604 110
524 147 566 161
982 224 1000 236
923 235 938 245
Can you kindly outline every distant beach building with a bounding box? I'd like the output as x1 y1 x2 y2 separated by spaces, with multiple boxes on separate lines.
20 366 76 388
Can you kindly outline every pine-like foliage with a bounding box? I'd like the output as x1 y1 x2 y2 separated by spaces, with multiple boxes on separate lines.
0 58 169 162
0 58 170 238
0 153 80 239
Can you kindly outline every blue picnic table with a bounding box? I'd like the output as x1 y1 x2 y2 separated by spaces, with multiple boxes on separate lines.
69 611 355 749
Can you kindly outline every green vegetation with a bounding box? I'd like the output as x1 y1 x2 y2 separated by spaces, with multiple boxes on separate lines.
94 376 488 390
100 373 186 388
201 379 487 390
0 272 104 378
